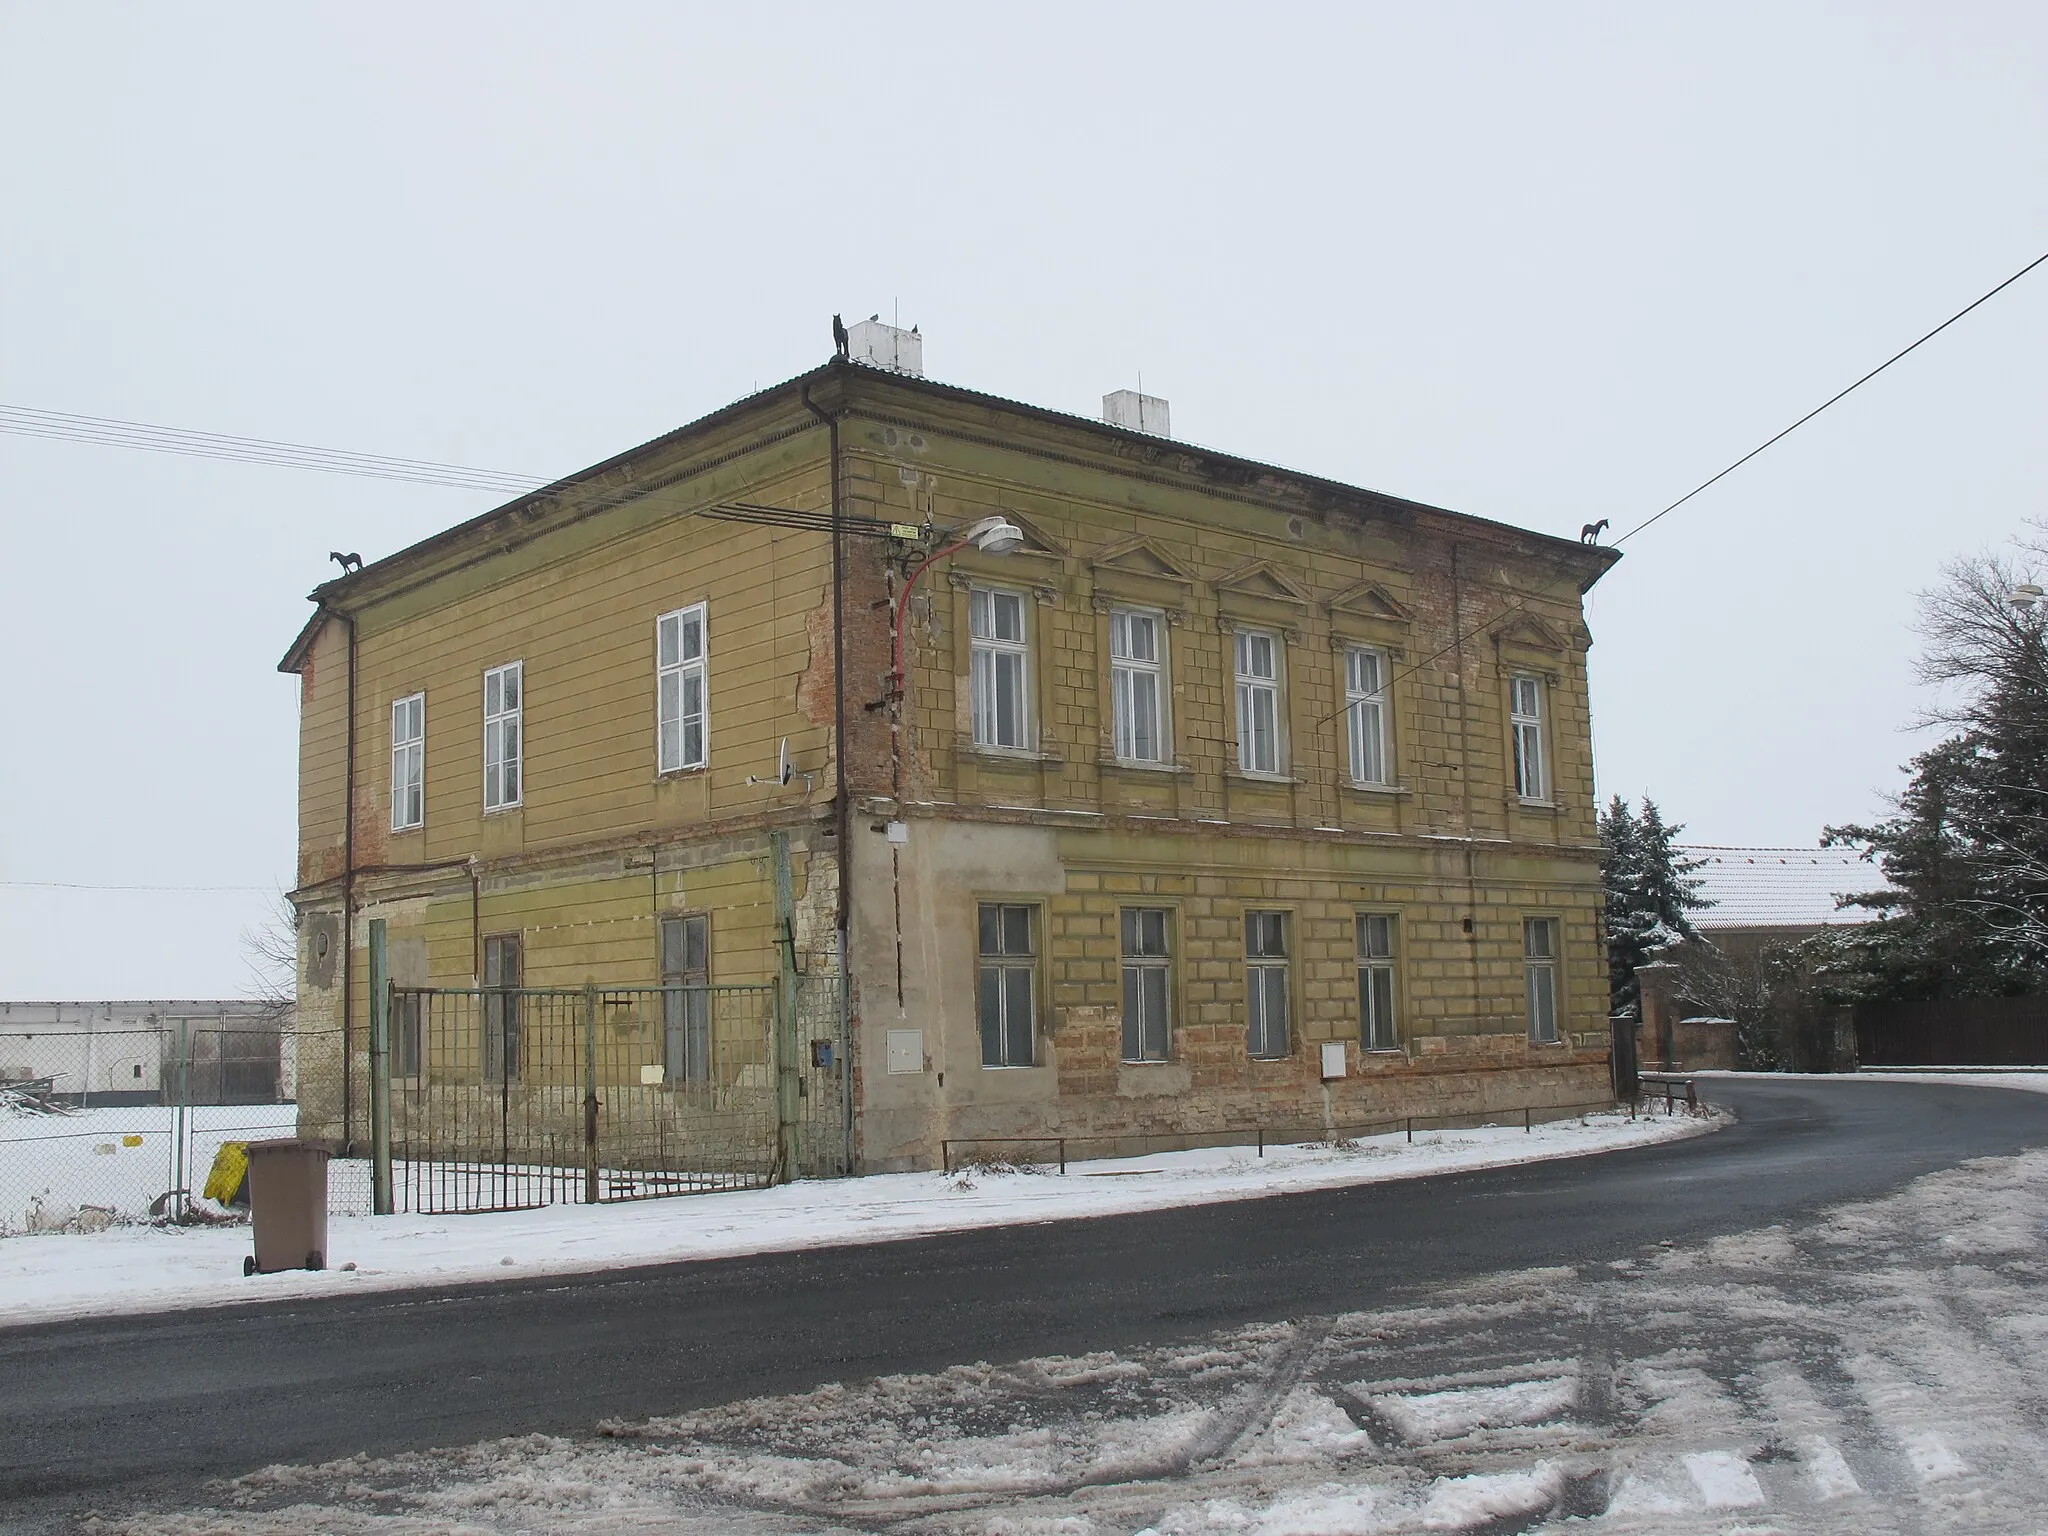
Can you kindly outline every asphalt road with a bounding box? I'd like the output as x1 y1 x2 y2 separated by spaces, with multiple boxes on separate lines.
7 1075 2048 1531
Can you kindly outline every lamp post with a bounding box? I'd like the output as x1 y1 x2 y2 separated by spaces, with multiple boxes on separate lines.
2010 584 2043 614
888 516 1023 694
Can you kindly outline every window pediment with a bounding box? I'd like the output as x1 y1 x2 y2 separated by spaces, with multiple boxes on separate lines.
1325 579 1413 648
1214 558 1311 622
1087 534 1193 606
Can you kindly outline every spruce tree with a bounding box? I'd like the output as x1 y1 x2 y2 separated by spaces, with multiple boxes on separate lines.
1602 795 1709 1017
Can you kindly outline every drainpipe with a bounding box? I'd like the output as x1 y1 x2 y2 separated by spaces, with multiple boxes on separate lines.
800 383 851 973
339 606 358 1154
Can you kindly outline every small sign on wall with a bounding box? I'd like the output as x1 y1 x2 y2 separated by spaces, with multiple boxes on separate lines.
1320 1042 1347 1082
887 1029 924 1075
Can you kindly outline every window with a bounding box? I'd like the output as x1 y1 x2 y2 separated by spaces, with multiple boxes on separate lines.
483 662 523 811
970 587 1030 749
1120 908 1171 1062
1357 914 1398 1051
977 903 1036 1067
1345 648 1390 786
1110 608 1165 763
1511 675 1546 801
391 693 424 831
1525 918 1559 1044
1245 911 1290 1058
657 605 707 773
391 990 422 1079
1234 629 1281 774
482 933 521 1083
660 914 710 1084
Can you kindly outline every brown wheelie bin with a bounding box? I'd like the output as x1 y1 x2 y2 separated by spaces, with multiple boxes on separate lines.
242 1140 331 1275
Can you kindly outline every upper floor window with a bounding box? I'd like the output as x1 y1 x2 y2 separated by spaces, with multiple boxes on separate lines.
1357 913 1397 1051
977 903 1037 1067
970 587 1030 750
1110 608 1165 763
1234 629 1281 775
657 605 707 774
1525 917 1560 1043
1511 675 1546 801
391 692 424 831
1346 647 1391 786
1245 910 1290 1058
1120 907 1172 1062
483 662 522 811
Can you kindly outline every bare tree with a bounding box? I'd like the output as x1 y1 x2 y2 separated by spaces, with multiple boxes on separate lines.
240 893 298 1024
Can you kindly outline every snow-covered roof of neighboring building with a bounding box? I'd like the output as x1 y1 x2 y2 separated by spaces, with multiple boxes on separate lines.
1680 846 1883 930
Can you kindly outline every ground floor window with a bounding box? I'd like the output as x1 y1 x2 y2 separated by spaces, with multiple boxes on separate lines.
1246 911 1290 1059
660 913 710 1083
482 933 522 1083
978 903 1037 1067
1120 907 1171 1061
1525 917 1560 1043
1357 913 1397 1051
392 990 422 1079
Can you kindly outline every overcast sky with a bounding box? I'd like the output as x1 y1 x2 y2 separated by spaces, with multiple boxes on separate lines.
3 3 2045 998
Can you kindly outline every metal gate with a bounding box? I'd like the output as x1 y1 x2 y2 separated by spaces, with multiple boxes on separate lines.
379 976 849 1214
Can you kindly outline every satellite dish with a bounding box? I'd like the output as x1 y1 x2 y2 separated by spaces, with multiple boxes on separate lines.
779 738 792 785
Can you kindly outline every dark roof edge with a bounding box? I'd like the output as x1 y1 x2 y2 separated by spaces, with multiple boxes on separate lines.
282 356 1621 668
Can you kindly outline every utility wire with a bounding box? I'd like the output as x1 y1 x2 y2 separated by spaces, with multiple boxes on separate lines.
0 880 275 894
1612 245 2048 547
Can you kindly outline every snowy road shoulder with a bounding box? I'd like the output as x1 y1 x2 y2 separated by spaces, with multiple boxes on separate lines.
0 1108 1719 1329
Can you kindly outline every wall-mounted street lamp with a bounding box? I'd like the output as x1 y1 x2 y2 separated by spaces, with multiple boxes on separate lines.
887 516 1023 694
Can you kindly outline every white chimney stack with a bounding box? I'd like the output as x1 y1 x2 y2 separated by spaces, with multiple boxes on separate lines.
1103 389 1170 437
846 318 923 377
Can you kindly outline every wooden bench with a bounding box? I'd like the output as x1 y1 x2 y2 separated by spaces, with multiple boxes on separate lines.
1637 1073 1699 1115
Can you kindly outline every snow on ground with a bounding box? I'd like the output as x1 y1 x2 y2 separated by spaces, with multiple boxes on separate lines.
2 1108 1714 1327
0 1104 298 1233
88 1135 2048 1535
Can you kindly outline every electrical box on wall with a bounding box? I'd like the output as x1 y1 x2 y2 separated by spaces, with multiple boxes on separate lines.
887 1028 924 1075
1320 1042 1347 1081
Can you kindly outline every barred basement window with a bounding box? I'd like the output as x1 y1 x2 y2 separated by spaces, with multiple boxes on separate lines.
1357 913 1398 1051
1525 917 1560 1044
978 903 1036 1068
1245 910 1290 1059
1110 608 1165 763
390 693 424 831
1120 907 1171 1062
660 913 710 1084
482 933 522 1083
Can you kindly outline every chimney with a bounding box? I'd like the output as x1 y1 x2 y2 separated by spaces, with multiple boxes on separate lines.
846 318 923 377
1103 389 1170 437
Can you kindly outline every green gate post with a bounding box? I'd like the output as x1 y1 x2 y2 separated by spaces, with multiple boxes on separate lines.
771 832 800 1184
583 982 600 1204
368 919 393 1215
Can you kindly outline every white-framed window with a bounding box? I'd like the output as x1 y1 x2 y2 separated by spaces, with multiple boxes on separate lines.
1525 917 1560 1043
977 903 1037 1067
1120 907 1172 1062
483 661 523 811
1511 675 1547 801
1234 629 1282 775
1358 914 1398 1051
1245 910 1290 1058
657 604 707 773
390 692 424 831
1345 647 1391 786
1110 607 1165 763
970 587 1030 750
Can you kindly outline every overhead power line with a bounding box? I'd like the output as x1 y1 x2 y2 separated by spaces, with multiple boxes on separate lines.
0 405 546 494
1612 245 2048 548
0 880 275 894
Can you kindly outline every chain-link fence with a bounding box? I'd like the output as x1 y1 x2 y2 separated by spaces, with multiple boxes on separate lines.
1 1023 308 1237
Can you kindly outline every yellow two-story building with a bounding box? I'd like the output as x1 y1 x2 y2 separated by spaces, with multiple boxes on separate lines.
283 331 1621 1178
